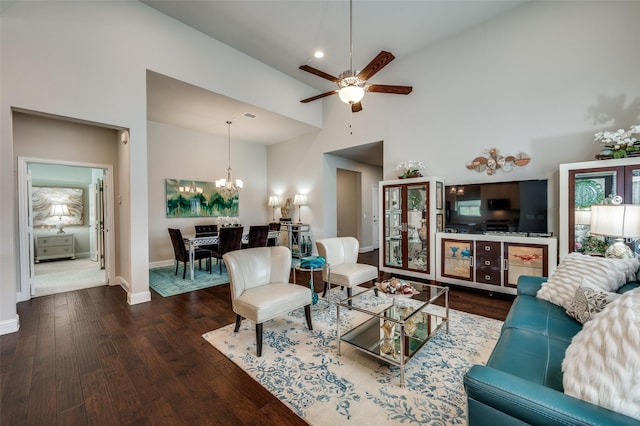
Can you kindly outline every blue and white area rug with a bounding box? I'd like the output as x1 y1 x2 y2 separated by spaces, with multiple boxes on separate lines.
149 264 229 297
203 291 502 425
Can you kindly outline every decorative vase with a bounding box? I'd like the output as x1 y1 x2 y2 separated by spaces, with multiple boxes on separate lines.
418 219 427 241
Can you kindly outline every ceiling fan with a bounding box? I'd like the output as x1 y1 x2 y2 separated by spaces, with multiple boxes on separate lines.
299 0 413 113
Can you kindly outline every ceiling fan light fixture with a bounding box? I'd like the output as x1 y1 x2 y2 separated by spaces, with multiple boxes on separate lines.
338 85 365 104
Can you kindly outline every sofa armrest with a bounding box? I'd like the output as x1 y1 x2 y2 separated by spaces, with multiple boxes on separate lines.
517 275 547 296
464 365 640 426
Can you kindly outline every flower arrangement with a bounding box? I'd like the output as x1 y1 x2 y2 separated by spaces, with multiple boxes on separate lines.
594 125 640 159
396 160 425 179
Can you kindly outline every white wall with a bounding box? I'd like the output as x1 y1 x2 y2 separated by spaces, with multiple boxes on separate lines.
0 1 321 333
147 120 268 264
268 0 640 243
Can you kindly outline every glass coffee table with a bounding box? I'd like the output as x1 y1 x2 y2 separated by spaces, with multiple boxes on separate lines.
336 281 449 387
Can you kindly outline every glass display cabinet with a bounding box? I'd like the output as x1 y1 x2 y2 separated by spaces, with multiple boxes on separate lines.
380 176 444 280
559 157 640 261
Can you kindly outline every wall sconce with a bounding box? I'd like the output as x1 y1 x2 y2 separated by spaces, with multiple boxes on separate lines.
293 194 307 223
268 196 280 222
590 204 640 258
50 204 70 234
467 148 530 175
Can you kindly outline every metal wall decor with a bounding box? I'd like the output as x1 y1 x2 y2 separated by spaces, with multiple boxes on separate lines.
467 148 530 175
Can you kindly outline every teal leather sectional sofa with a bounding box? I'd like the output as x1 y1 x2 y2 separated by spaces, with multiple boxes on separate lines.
463 275 640 425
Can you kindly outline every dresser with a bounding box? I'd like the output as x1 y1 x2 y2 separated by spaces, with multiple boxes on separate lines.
35 233 75 262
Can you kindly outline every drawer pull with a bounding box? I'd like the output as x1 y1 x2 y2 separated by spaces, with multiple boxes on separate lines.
485 246 491 251
485 274 491 281
484 260 491 266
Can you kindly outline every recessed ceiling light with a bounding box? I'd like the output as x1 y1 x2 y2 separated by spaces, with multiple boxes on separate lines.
314 50 324 59
242 112 257 119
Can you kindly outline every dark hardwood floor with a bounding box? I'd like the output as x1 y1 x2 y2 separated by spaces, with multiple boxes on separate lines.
1 249 513 425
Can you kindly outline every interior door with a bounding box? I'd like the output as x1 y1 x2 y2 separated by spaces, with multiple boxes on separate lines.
96 177 106 270
371 184 379 250
27 167 36 296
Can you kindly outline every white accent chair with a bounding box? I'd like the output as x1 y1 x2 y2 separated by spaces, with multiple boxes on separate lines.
223 246 313 357
315 237 379 305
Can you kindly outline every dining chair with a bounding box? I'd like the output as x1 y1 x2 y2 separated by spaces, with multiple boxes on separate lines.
223 246 312 357
168 228 212 279
243 225 270 249
267 222 281 246
211 226 244 273
315 236 379 304
195 224 218 252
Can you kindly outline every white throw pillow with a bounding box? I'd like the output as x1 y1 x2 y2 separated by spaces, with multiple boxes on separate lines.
536 253 638 310
562 288 640 420
565 277 620 324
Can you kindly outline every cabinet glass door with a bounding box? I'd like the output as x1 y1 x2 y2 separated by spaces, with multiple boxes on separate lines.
382 182 430 273
625 166 640 256
504 243 548 288
440 238 473 281
384 186 404 268
407 184 428 271
569 166 624 255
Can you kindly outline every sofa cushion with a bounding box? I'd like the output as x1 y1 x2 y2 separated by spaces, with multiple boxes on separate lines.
563 288 640 420
487 327 569 392
537 253 638 310
503 294 582 343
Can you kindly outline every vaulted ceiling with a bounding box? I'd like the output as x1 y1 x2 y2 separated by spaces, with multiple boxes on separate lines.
143 0 527 165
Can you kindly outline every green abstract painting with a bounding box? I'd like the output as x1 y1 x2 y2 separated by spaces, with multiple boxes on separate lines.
165 178 238 218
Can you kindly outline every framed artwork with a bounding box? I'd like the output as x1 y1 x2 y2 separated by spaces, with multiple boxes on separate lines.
436 181 443 210
32 187 84 227
436 213 444 232
166 178 239 218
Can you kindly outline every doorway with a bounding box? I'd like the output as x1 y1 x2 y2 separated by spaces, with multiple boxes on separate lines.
17 158 115 300
336 168 361 239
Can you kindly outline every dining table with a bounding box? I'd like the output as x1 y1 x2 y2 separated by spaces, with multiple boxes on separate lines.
183 231 281 280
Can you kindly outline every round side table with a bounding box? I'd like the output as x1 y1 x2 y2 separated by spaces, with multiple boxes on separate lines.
294 256 331 308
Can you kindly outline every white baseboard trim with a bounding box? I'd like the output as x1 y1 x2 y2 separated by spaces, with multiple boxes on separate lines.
359 245 374 253
128 290 151 305
149 260 174 269
0 315 20 335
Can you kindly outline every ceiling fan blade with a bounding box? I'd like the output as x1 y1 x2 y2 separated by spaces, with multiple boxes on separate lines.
299 65 340 83
300 90 338 103
356 51 395 81
366 84 413 95
351 102 363 113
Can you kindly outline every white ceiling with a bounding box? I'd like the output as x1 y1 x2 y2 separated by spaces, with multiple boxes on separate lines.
143 0 527 164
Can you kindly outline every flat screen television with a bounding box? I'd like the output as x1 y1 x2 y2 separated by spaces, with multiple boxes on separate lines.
445 179 548 235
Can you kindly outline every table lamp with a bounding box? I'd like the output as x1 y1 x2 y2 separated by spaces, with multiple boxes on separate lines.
589 204 640 258
50 204 71 234
268 196 280 221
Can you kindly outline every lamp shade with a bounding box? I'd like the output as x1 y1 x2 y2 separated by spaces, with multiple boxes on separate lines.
50 204 70 217
293 194 307 206
268 196 280 207
590 204 640 238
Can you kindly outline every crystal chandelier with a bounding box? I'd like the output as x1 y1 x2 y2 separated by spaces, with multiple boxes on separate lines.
216 120 243 199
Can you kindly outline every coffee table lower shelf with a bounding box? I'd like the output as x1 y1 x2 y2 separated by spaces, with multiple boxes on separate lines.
336 284 449 387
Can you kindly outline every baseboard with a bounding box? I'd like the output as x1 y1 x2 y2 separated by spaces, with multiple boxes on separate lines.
128 290 151 305
0 315 20 335
149 260 174 269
